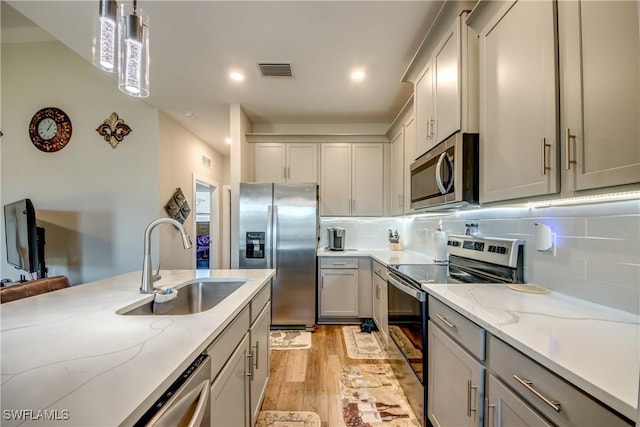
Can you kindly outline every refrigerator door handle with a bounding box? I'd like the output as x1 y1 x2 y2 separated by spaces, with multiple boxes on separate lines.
266 205 273 269
272 205 279 274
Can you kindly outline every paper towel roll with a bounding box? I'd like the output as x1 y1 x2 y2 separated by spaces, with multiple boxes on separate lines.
434 230 448 262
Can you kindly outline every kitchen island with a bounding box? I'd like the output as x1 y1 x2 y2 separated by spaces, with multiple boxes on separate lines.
0 269 275 427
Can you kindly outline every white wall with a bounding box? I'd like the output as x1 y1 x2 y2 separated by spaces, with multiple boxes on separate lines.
158 112 225 269
0 41 159 284
322 199 640 314
229 105 253 268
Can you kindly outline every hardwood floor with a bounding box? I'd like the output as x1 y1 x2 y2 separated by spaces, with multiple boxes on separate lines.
261 325 389 427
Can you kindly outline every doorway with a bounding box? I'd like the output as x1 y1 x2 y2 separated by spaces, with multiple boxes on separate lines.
193 177 219 269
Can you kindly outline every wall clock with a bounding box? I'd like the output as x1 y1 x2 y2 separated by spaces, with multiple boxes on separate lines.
28 107 73 152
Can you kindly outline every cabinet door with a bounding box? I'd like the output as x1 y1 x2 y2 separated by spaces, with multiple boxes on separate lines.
479 0 559 203
319 269 359 317
428 321 484 427
358 258 373 318
287 143 318 183
560 0 640 190
435 17 461 144
390 131 405 216
352 144 383 216
250 303 271 427
320 144 352 216
255 143 287 183
404 117 416 214
485 373 552 427
372 273 388 339
416 61 435 157
211 333 250 427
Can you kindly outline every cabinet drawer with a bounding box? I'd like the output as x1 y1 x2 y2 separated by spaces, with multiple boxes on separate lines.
372 260 386 279
319 257 358 269
205 305 250 381
251 282 271 324
487 335 632 427
429 297 485 361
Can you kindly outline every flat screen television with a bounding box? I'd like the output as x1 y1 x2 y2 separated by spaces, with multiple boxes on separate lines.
4 198 45 277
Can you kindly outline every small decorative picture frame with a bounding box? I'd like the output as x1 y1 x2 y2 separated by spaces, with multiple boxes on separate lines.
165 188 191 223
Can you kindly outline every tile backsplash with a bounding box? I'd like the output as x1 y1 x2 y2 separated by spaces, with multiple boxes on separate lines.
321 199 640 314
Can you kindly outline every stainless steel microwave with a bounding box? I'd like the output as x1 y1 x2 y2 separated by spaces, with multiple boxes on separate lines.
410 132 479 210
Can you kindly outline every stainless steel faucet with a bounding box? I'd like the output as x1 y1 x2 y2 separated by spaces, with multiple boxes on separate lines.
140 218 192 294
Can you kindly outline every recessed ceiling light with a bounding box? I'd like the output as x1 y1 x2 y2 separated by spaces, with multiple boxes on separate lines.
225 137 232 144
184 111 194 118
230 72 244 81
351 70 366 81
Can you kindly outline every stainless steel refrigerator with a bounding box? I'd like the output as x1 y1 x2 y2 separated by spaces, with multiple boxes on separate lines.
239 183 318 330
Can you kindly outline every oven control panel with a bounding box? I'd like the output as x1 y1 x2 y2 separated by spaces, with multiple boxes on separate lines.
447 235 523 268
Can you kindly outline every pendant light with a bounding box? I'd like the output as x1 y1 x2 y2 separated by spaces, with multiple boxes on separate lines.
118 0 149 98
92 0 118 72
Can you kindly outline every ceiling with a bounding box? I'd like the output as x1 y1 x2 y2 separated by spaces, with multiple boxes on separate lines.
2 1 443 155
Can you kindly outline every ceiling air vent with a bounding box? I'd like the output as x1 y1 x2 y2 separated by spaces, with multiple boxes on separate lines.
257 62 293 78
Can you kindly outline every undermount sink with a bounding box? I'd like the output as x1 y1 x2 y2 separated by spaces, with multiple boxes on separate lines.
117 279 247 315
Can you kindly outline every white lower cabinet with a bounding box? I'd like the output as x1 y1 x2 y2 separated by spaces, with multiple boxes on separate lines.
319 269 359 318
487 334 632 427
428 321 484 427
485 373 552 427
250 302 271 427
206 283 271 427
210 333 251 427
373 261 389 338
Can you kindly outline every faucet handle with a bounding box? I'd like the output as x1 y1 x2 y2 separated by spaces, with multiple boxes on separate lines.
153 263 162 282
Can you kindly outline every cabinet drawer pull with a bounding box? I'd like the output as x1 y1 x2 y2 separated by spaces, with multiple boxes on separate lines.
435 314 456 329
565 128 576 170
541 138 551 175
513 374 561 412
246 353 253 377
252 342 259 370
467 380 478 417
484 398 496 427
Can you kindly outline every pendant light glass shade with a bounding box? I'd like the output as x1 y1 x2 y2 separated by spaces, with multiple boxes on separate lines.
118 3 149 98
92 0 118 72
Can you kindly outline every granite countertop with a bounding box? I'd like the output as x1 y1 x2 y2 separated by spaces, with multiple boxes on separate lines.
422 282 640 421
317 247 436 265
0 269 275 427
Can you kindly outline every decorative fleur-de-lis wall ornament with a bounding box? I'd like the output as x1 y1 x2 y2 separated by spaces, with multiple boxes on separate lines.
96 112 132 149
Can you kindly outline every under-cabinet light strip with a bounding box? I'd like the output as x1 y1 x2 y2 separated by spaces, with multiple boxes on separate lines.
528 191 640 208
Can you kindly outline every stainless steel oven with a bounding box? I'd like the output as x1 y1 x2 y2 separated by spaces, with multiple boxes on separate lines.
410 133 479 211
386 263 447 427
386 235 524 427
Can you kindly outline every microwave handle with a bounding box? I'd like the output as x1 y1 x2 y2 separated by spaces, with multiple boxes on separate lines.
435 152 454 194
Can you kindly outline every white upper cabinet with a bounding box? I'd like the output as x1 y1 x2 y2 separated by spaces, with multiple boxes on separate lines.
474 0 560 203
390 130 405 216
434 19 462 143
320 144 352 216
320 143 383 217
410 7 478 160
416 60 436 156
559 0 640 191
254 143 318 183
351 144 384 216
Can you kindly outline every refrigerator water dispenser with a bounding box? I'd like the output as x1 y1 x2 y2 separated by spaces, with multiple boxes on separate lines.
245 232 265 258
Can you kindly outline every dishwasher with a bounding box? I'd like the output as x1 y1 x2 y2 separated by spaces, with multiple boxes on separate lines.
134 354 211 427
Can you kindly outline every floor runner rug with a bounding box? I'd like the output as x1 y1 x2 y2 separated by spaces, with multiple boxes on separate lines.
255 411 321 427
342 326 389 359
339 364 420 426
270 330 312 350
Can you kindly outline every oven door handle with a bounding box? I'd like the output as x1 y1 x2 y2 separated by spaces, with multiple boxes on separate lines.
386 272 426 302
